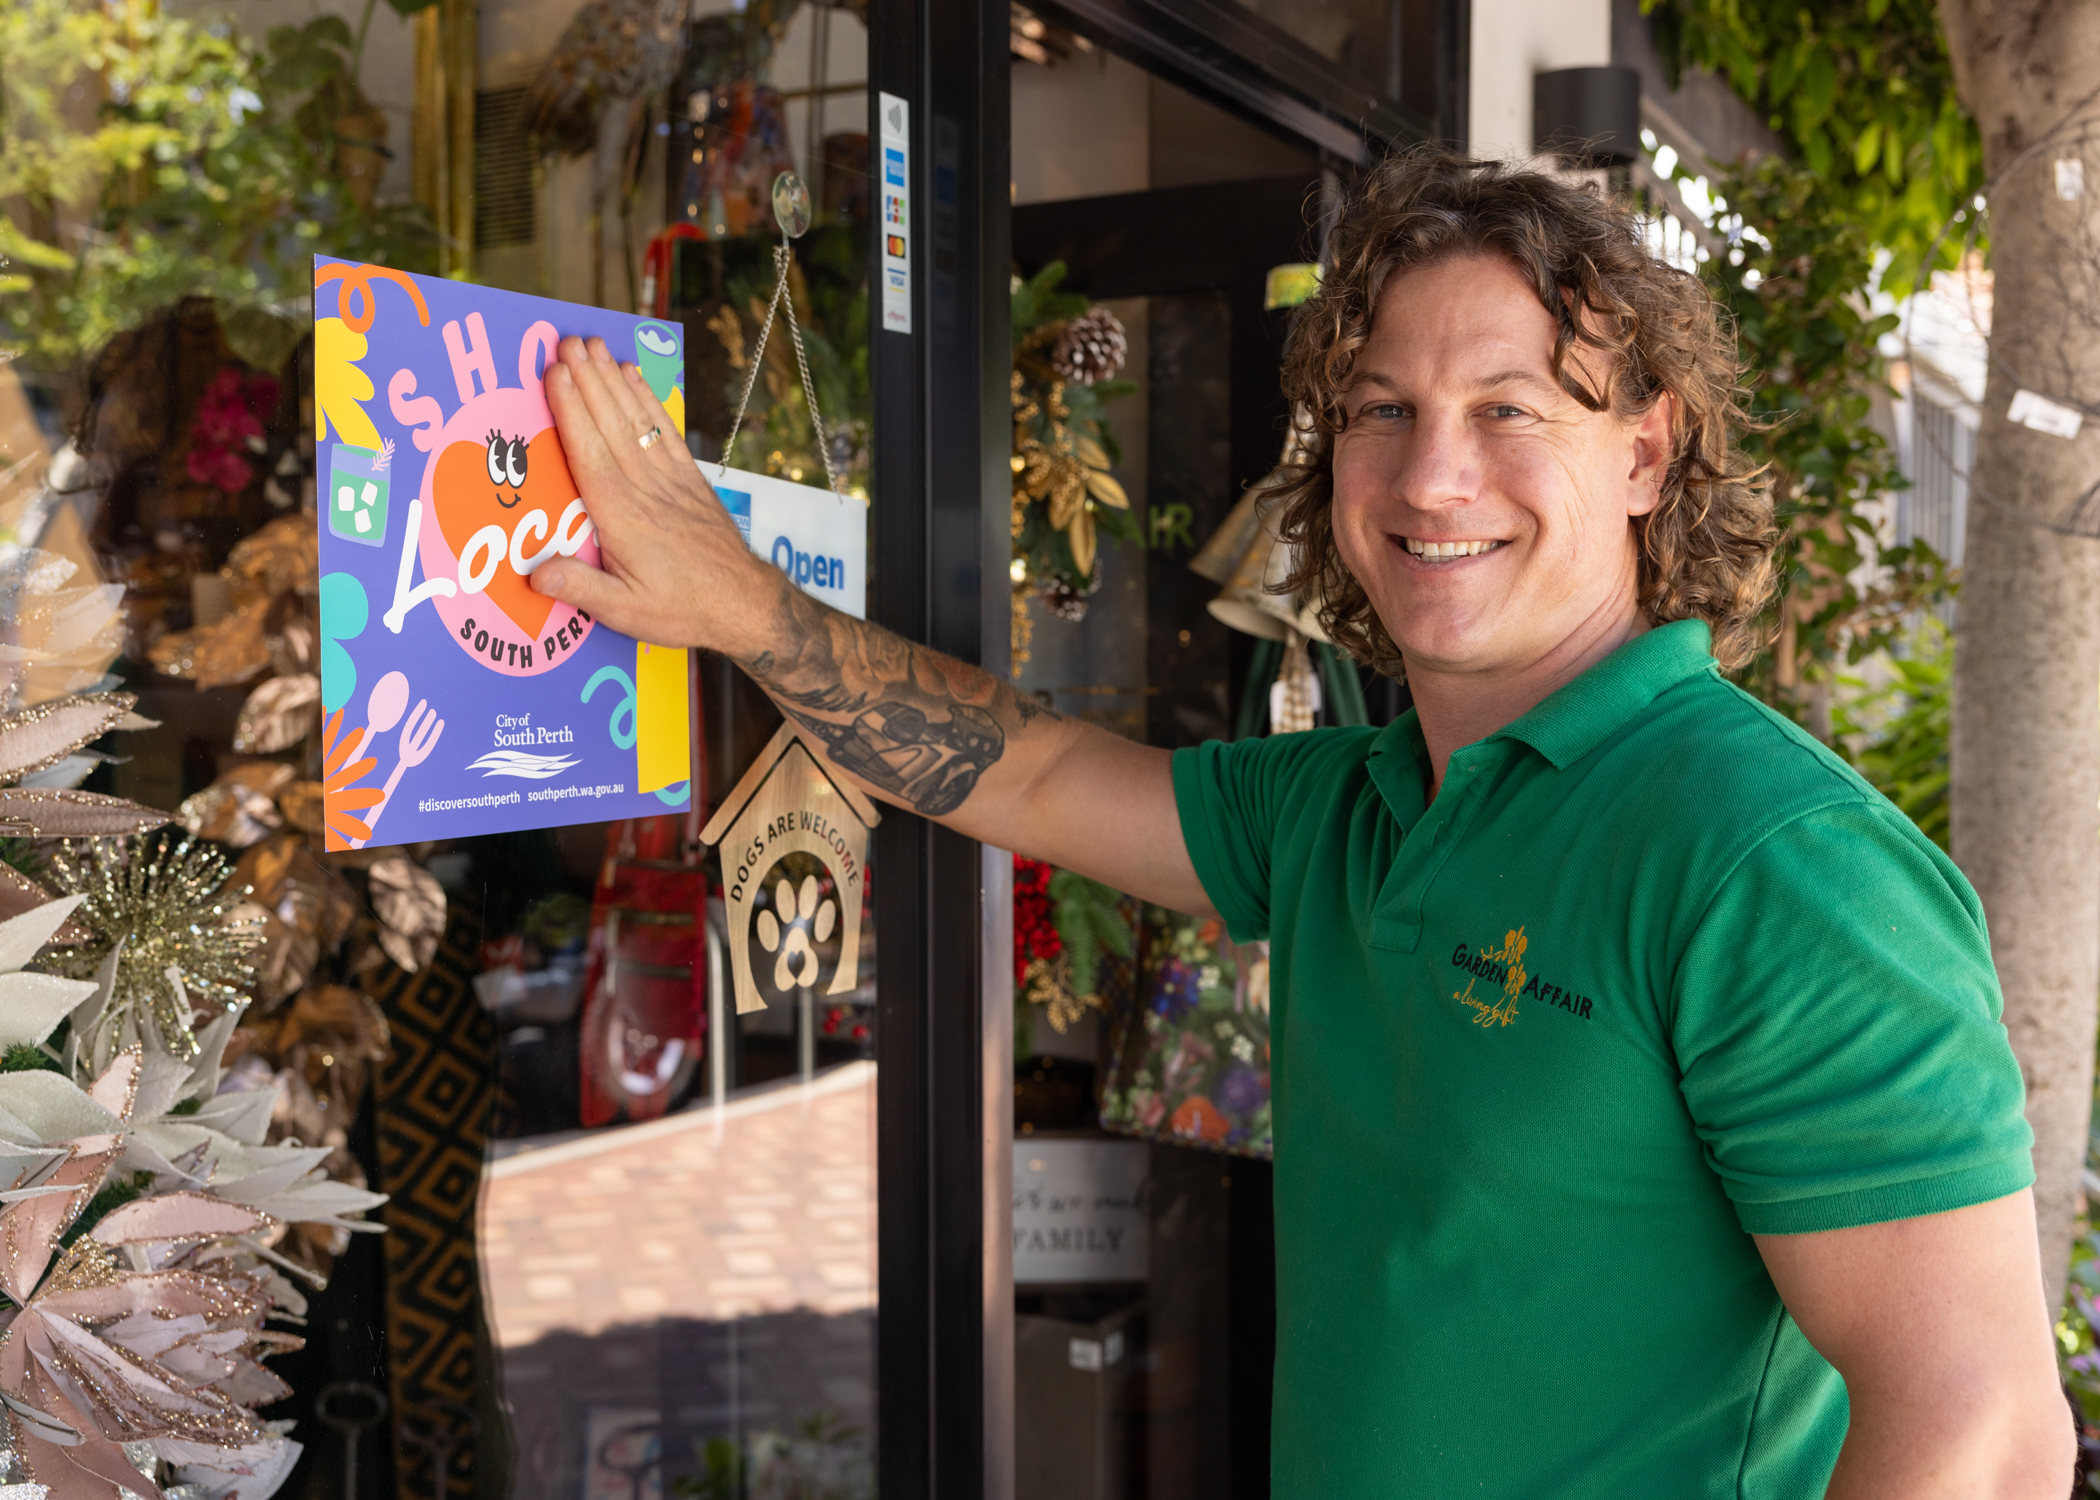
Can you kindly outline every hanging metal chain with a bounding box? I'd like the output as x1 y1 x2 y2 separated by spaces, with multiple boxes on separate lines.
717 242 847 499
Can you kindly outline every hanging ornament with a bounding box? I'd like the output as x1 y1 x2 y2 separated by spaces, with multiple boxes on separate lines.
700 722 878 1017
1051 305 1129 386
42 831 259 1058
1008 264 1141 668
1270 633 1322 735
1036 572 1099 622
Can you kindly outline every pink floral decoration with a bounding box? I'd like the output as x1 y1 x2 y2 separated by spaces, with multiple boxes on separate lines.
184 368 281 496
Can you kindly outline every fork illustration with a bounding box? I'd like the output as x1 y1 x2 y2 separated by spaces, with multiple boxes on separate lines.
352 700 445 848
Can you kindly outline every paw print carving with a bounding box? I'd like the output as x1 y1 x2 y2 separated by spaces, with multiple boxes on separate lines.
755 873 837 991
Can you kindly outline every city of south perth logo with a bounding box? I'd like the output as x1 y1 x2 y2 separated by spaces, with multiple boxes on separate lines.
1450 927 1594 1028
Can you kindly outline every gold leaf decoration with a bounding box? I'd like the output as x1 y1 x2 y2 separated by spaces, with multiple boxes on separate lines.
218 762 298 800
232 673 321 754
368 858 445 973
236 834 358 1002
267 610 317 677
224 514 319 599
149 596 271 689
279 782 326 834
0 788 171 838
1068 509 1097 578
1084 469 1129 509
175 783 283 850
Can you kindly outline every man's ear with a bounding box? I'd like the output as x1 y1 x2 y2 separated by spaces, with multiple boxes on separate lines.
1627 392 1675 518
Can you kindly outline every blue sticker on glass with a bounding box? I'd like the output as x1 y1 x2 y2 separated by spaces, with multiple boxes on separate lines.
716 484 752 543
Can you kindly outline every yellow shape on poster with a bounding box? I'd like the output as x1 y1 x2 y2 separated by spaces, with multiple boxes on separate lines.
633 640 690 794
314 317 382 449
662 385 686 437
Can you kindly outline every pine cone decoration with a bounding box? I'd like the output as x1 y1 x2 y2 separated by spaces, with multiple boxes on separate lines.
1052 307 1128 385
1038 571 1099 621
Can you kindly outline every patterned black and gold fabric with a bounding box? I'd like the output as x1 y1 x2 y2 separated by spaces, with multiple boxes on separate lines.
372 902 494 1499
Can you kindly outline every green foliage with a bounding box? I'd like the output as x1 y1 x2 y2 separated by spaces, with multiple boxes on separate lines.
1010 262 1088 353
1831 618 1951 850
0 2 434 377
0 1042 62 1076
0 838 43 883
670 1411 871 1500
1696 154 1953 700
1645 0 1983 297
671 1437 743 1499
1048 867 1135 1002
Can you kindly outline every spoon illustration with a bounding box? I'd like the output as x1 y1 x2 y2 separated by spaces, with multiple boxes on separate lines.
353 699 445 848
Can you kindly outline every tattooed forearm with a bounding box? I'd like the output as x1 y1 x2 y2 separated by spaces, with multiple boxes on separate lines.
734 579 1062 817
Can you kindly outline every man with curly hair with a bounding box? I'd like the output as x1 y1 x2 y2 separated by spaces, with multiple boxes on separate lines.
528 149 2068 1496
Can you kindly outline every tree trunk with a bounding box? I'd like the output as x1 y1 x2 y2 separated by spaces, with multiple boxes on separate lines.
1939 0 2100 1313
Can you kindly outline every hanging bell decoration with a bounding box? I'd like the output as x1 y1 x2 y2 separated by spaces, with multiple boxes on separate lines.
1192 411 1329 645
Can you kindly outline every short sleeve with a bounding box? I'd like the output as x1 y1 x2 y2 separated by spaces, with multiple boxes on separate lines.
1671 799 2035 1235
1173 732 1372 946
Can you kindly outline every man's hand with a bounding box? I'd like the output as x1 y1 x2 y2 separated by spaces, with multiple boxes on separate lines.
531 335 1213 915
1755 1189 2074 1498
529 336 780 658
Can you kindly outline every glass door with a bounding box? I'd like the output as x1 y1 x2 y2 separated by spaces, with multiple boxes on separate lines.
1007 42 1409 1500
0 0 887 1493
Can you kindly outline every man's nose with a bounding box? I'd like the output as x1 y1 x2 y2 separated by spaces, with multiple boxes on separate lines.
1393 412 1479 512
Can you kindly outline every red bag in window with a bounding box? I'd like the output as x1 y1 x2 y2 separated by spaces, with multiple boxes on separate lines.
577 665 711 1125
578 810 710 1126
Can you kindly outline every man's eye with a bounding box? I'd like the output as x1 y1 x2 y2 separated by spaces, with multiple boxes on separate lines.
1489 404 1528 419
1361 402 1407 420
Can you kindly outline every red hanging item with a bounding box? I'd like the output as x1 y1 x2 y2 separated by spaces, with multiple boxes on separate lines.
639 222 703 319
578 662 711 1126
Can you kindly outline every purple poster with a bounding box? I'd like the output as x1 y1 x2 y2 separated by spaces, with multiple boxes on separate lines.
312 257 691 849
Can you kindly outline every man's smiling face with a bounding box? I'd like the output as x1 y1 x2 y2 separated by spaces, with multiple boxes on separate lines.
1330 253 1669 683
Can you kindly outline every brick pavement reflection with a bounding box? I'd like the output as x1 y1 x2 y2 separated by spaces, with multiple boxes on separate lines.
482 1063 877 1497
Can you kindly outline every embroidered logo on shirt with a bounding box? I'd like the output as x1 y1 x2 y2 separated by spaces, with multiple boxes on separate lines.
1449 928 1594 1028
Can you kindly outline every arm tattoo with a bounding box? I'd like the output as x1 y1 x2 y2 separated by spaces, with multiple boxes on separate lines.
736 585 1061 817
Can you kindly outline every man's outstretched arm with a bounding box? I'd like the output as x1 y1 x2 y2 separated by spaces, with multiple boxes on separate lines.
528 334 1214 917
1755 1190 2074 1499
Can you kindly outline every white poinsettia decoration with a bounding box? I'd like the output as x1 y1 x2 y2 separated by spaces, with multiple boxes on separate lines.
0 895 388 1499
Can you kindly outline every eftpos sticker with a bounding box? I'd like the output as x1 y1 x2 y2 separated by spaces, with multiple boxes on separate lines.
328 441 392 547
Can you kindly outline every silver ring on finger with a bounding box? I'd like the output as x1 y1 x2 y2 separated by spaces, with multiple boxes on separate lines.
637 425 662 452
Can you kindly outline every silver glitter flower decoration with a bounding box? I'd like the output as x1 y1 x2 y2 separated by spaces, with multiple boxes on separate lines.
41 833 259 1057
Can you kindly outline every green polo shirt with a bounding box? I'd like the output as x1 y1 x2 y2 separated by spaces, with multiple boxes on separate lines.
1173 619 2033 1499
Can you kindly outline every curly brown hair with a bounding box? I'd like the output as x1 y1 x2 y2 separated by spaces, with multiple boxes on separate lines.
1275 148 1775 675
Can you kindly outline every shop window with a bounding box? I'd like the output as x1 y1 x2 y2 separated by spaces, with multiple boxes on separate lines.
1 0 876 1493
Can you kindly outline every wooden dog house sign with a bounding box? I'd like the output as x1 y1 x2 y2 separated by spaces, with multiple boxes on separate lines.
699 721 880 1015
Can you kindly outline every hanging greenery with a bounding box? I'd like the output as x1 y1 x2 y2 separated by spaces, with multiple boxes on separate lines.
1009 263 1139 666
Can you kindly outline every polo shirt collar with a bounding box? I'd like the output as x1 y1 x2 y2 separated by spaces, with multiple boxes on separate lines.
1491 619 1717 769
1361 620 1718 821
